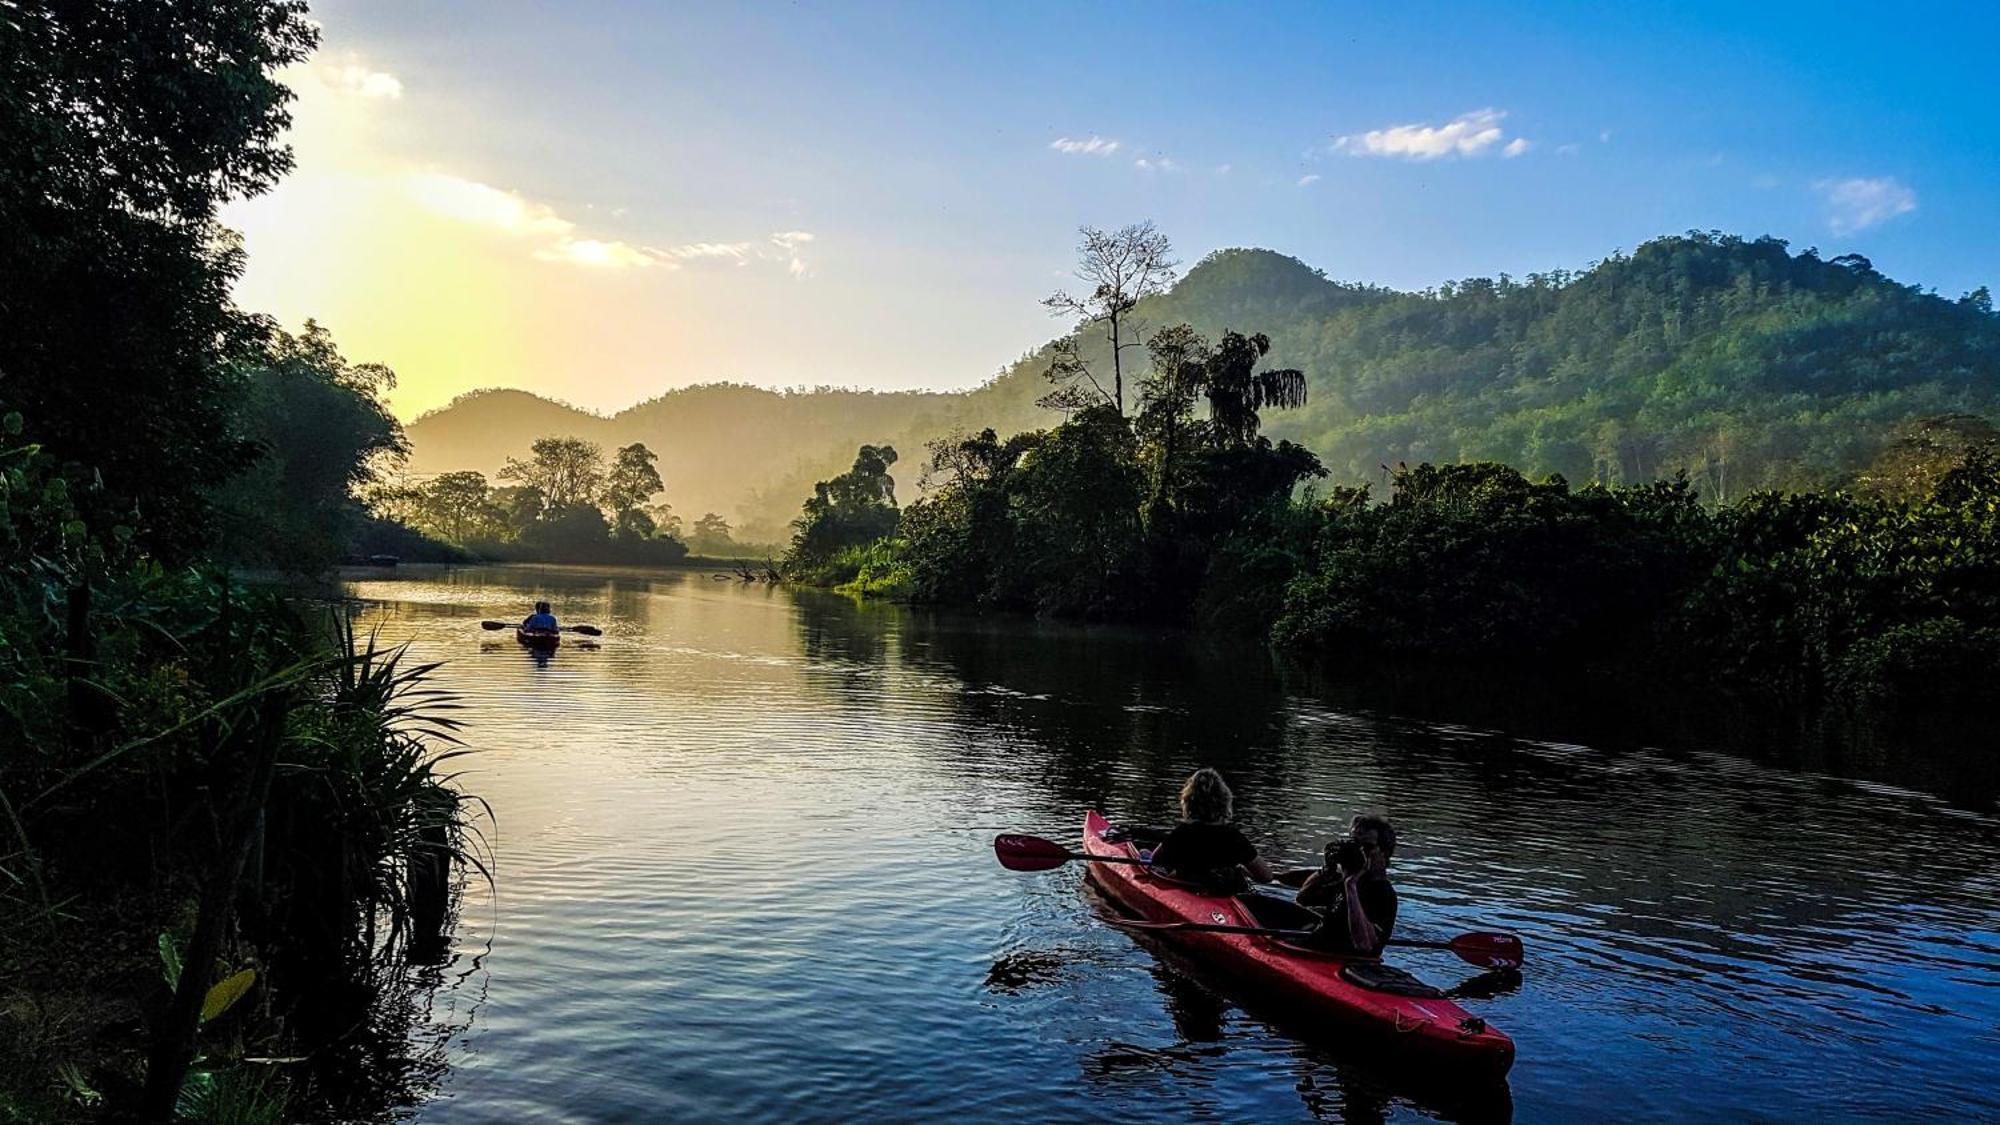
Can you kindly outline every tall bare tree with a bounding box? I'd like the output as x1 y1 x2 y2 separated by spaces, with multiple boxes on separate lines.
1042 222 1179 415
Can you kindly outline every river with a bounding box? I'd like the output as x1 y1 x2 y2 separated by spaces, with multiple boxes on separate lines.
342 564 2000 1122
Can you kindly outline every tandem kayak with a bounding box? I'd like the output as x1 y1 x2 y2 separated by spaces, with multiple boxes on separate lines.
516 627 561 650
1082 810 1515 1076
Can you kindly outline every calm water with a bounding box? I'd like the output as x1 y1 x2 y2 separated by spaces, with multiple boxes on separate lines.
344 565 2000 1123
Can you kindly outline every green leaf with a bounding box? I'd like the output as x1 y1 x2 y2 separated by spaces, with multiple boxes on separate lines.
200 968 256 1023
158 932 182 990
56 1061 101 1106
174 1068 217 1118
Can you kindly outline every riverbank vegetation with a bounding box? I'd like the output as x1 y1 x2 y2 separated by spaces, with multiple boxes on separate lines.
2 3 480 1118
782 225 2000 760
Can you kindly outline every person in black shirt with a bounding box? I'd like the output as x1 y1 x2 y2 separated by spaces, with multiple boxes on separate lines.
1129 767 1275 892
1296 814 1399 954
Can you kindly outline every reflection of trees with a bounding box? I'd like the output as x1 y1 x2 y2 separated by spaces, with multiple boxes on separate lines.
886 609 1303 832
796 588 2000 1033
792 588 896 668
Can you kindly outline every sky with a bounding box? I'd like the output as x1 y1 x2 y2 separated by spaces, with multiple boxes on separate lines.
223 0 2000 420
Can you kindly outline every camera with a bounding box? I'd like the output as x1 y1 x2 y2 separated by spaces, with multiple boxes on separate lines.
1326 839 1366 875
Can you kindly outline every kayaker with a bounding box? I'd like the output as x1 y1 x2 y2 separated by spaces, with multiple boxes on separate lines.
1108 767 1275 891
521 601 559 632
1297 814 1399 955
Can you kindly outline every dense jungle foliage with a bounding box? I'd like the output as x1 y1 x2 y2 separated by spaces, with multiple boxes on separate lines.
2 3 479 1119
784 309 2000 754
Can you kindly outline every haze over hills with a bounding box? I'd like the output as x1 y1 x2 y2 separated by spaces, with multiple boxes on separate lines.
404 232 2000 541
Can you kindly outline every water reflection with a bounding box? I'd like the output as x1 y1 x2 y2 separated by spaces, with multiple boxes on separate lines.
336 566 2000 1123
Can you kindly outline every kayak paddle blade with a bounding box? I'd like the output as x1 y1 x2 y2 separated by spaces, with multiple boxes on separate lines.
479 620 509 630
564 624 604 636
1449 932 1525 970
993 833 1074 872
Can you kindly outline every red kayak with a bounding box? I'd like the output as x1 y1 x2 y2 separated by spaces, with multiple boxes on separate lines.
516 627 561 651
1082 810 1515 1076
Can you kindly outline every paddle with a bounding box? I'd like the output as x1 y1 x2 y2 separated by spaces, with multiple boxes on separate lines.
479 620 604 636
1101 917 1524 970
994 833 1313 884
993 833 1152 871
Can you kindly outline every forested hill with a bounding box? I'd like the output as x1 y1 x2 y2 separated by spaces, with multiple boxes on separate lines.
406 232 2000 536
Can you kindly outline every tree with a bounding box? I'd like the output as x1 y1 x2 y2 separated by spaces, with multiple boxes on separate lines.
612 507 658 542
1199 331 1308 448
690 513 735 554
1135 325 1314 512
493 485 547 535
605 442 665 516
418 471 500 543
0 0 319 560
784 445 900 569
1004 406 1147 614
1135 323 1210 512
1042 222 1179 415
500 437 605 510
646 501 685 541
519 502 611 554
210 321 407 567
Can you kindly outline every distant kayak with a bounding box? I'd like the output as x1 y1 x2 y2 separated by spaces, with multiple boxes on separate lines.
516 627 561 650
1083 810 1515 1076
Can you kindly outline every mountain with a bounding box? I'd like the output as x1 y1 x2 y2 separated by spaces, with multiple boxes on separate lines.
404 232 2000 537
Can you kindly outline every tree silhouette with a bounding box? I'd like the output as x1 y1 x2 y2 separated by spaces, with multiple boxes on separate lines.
1042 222 1179 416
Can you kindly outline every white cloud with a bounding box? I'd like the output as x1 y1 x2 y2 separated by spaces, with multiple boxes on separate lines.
1503 138 1532 158
1815 176 1917 235
326 64 403 99
1133 156 1180 173
1555 143 1581 156
1214 164 1232 176
1297 173 1321 187
1333 108 1519 160
770 231 814 279
662 241 753 260
405 173 576 238
406 172 664 269
537 239 655 269
649 232 815 278
1050 135 1120 156
309 54 403 100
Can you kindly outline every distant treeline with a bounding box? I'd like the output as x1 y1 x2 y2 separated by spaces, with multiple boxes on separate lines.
370 435 768 563
407 230 2000 537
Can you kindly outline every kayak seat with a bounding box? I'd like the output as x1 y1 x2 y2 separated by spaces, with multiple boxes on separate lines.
1340 961 1445 998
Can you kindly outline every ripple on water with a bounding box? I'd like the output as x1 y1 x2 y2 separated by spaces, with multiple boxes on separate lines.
343 567 2000 1123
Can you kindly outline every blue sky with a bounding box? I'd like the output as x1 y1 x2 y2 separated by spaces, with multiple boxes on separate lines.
227 0 2000 416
